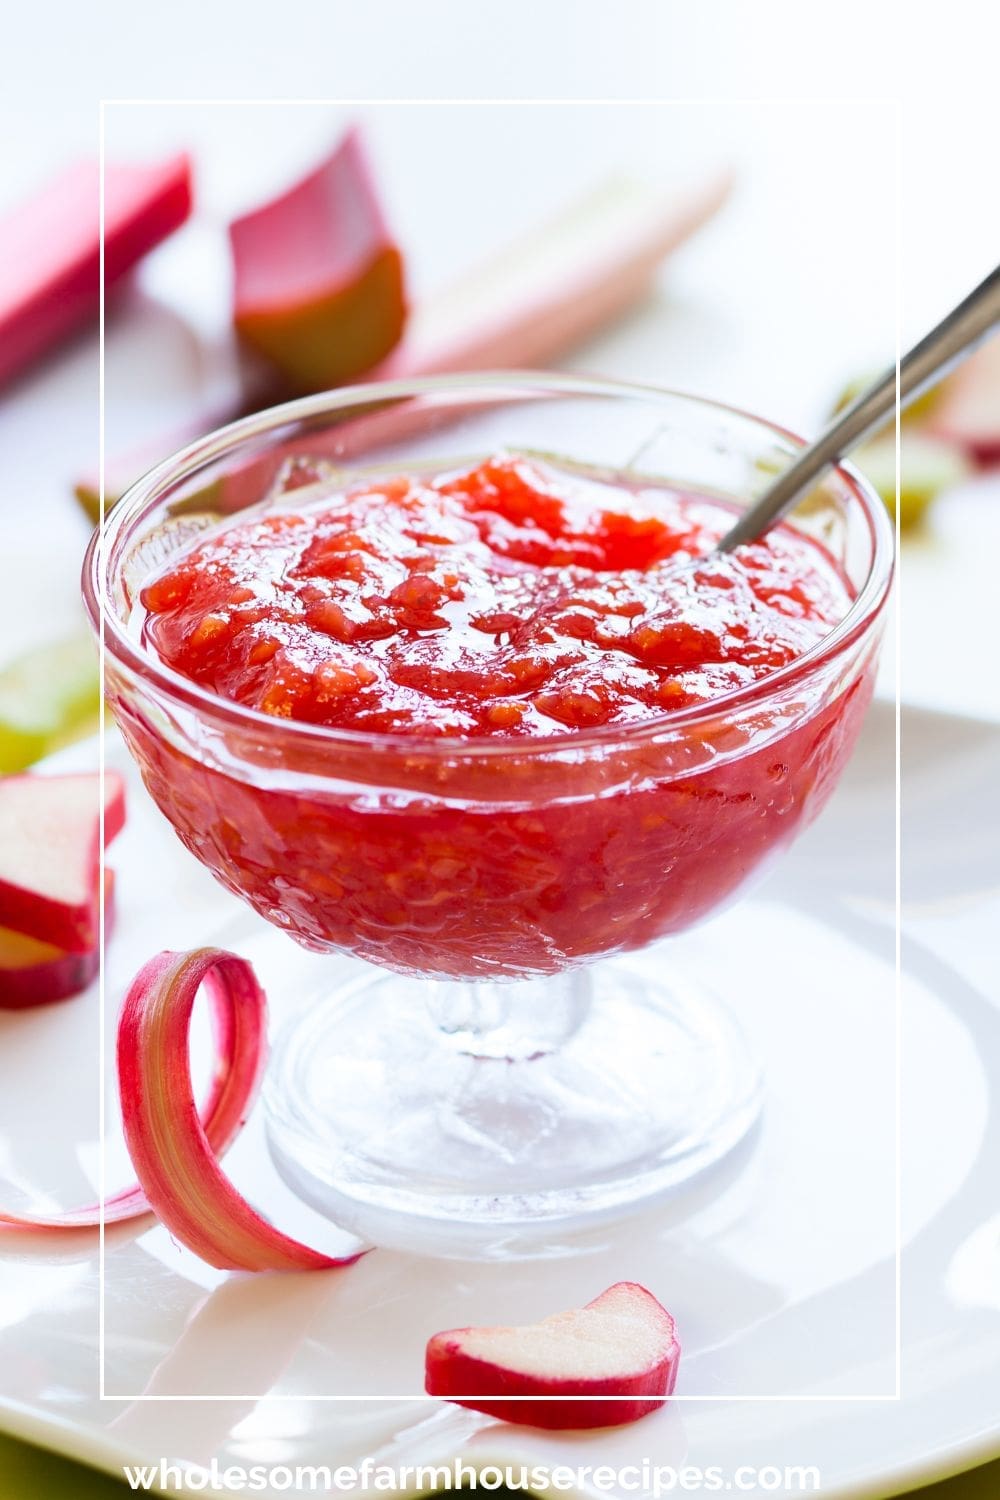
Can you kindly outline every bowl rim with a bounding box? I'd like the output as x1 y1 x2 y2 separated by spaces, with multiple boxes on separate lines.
84 369 895 760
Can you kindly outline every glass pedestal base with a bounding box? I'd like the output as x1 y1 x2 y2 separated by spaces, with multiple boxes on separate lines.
263 954 763 1259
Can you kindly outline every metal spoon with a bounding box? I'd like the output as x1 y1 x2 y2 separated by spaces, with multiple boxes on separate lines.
717 260 1000 552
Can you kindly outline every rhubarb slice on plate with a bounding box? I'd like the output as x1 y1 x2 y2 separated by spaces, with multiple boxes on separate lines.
229 127 407 394
0 926 101 1010
425 1282 681 1429
0 772 125 952
0 871 114 1009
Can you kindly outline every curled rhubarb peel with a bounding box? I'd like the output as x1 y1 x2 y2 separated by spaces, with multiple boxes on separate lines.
3 948 362 1272
1 951 245 1233
117 948 360 1271
0 1180 149 1233
0 949 243 1231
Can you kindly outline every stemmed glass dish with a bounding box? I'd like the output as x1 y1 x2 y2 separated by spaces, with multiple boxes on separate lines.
86 374 893 1259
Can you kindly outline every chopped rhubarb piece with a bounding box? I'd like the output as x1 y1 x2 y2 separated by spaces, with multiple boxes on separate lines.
929 332 1000 466
229 128 406 395
0 871 114 1009
0 155 192 388
425 1282 681 1429
0 772 125 952
0 634 101 772
854 433 970 527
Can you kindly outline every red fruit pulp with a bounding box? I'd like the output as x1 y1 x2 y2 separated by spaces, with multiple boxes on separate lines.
141 455 850 735
123 454 876 978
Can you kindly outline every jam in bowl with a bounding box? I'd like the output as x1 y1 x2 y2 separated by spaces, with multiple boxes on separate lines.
87 375 892 1257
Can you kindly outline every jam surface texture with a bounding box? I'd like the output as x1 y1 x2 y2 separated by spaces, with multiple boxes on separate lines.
140 455 851 737
118 454 874 979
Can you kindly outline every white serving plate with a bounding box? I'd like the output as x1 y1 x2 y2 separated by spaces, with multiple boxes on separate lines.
1 701 998 1498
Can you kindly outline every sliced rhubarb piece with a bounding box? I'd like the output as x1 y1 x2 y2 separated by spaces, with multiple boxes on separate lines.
854 432 970 528
0 871 114 1009
116 948 363 1269
376 173 731 379
0 772 125 952
229 128 406 395
0 634 101 773
0 155 192 388
0 928 99 1010
425 1282 681 1429
929 332 1000 466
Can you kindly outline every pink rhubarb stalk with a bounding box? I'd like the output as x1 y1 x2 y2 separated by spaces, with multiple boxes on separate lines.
229 127 407 395
0 155 192 389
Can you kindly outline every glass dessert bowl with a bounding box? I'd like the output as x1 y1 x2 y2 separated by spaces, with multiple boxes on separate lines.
86 373 893 1259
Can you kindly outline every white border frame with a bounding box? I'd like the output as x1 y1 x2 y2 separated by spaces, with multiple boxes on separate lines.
97 94 903 1406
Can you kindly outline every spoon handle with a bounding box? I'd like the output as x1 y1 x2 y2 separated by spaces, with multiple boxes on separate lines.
717 260 1000 552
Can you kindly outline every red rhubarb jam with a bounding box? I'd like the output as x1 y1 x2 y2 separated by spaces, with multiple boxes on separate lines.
123 454 877 978
140 456 850 737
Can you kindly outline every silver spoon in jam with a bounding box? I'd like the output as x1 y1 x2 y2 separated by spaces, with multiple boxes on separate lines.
718 260 1000 552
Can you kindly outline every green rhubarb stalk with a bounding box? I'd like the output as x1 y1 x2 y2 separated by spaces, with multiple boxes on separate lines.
0 634 101 773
